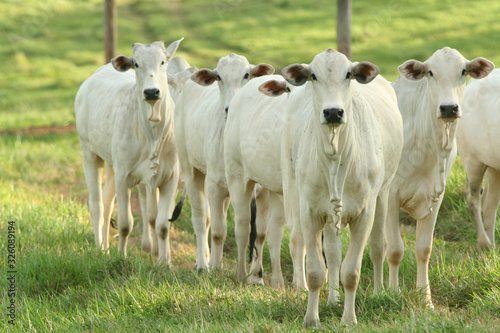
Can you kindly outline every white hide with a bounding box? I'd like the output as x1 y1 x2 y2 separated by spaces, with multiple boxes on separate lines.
174 54 275 274
387 47 494 307
75 39 183 266
224 74 306 289
258 49 403 327
457 68 499 250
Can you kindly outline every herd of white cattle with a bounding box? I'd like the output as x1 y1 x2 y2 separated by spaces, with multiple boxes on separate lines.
74 38 497 327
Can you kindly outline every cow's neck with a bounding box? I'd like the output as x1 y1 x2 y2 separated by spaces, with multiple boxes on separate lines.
134 87 173 188
314 108 357 231
410 89 459 204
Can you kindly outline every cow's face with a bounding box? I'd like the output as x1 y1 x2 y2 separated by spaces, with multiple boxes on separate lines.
191 54 274 114
111 38 183 122
398 47 494 123
282 49 379 128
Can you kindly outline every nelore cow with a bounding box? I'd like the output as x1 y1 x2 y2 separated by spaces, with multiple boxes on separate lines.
387 47 494 307
75 39 183 266
259 49 403 327
457 68 498 250
175 53 275 274
224 74 307 289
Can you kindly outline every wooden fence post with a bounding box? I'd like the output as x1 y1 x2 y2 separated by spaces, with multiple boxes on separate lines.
337 0 351 60
104 0 117 63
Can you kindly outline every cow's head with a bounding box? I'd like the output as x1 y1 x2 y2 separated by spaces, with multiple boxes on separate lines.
280 49 379 128
111 38 183 122
191 53 274 114
398 47 494 122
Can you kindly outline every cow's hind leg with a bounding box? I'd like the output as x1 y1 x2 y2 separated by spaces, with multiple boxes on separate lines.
463 160 489 249
156 173 179 267
207 180 229 269
185 168 210 270
102 163 116 251
370 188 389 293
266 192 286 288
81 148 105 250
481 168 499 249
228 177 255 282
248 187 270 285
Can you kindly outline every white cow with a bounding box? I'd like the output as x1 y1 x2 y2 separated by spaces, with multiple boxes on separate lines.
175 53 274 273
224 74 307 289
137 56 196 254
258 49 403 327
387 47 494 307
75 39 183 266
457 68 499 250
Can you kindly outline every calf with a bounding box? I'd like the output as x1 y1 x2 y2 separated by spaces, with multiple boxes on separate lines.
175 54 274 272
75 39 183 266
224 74 307 289
388 47 494 306
259 49 403 326
457 68 499 250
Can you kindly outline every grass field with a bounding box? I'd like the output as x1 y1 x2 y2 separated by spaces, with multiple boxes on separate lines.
1 0 499 331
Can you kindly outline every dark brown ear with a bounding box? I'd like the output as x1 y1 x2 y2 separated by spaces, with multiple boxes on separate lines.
111 55 134 72
352 61 379 84
250 63 275 78
258 80 290 97
466 57 495 79
191 68 217 86
282 64 310 86
398 60 428 81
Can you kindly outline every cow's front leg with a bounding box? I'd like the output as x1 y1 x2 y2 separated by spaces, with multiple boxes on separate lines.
301 206 326 328
415 199 441 309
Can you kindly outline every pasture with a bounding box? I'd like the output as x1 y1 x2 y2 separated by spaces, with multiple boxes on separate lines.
1 0 499 331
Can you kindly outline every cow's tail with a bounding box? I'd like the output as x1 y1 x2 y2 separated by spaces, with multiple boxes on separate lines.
169 188 186 222
248 197 258 263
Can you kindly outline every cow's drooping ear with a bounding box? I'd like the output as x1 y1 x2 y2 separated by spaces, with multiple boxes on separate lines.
112 55 134 72
258 80 290 97
398 60 428 81
351 61 379 84
165 37 184 61
282 64 311 86
249 63 275 79
191 68 218 86
466 57 495 79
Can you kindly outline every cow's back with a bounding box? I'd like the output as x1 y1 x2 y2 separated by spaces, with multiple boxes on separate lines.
175 79 226 180
224 74 288 193
75 64 135 161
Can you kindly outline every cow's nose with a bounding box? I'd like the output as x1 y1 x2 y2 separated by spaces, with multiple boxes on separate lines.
144 88 160 101
323 108 344 125
440 104 459 121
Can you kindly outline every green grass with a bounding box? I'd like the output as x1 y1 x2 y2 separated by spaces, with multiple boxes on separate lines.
1 0 500 331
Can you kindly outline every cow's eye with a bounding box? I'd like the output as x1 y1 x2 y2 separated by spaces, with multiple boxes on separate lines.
346 72 352 79
461 69 467 76
134 62 139 68
216 74 221 81
161 60 165 66
243 73 250 79
427 70 433 77
311 73 317 81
